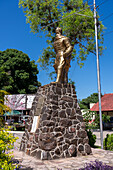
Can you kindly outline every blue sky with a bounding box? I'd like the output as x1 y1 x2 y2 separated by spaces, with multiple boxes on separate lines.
0 0 113 100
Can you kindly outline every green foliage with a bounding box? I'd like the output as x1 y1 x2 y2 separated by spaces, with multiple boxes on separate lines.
0 90 11 115
83 109 110 130
19 0 105 78
0 49 41 94
0 126 18 170
104 134 113 151
82 110 96 147
68 79 75 86
79 93 100 109
0 90 18 169
83 110 109 147
94 113 110 128
83 110 97 130
87 130 96 147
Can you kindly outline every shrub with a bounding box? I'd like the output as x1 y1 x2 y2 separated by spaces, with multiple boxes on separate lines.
0 90 18 169
87 130 96 147
0 126 18 169
104 134 113 151
80 160 113 170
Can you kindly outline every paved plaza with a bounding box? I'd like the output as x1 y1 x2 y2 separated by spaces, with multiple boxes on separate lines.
12 148 113 170
10 131 113 170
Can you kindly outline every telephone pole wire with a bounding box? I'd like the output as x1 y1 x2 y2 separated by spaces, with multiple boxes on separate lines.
94 0 103 149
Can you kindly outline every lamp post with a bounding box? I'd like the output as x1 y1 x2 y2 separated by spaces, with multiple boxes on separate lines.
94 0 103 149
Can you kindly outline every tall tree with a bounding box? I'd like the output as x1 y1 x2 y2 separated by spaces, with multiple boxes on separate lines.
0 49 41 94
19 0 104 78
79 93 102 109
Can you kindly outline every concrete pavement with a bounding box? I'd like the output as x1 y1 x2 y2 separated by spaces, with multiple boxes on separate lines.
93 130 113 146
10 130 113 170
12 147 113 170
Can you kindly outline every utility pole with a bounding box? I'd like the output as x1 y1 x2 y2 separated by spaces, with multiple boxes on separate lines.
94 0 103 149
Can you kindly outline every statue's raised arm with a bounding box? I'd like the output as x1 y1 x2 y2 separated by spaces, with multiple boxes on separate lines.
53 27 73 83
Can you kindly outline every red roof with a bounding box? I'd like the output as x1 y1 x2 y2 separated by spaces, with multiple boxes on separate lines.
90 93 113 111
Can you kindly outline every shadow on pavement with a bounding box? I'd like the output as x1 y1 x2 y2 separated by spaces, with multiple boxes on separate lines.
9 158 33 170
16 167 33 170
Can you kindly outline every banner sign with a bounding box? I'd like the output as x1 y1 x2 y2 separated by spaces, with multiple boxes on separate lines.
4 94 35 110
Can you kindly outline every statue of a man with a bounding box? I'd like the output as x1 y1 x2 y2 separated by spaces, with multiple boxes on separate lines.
53 27 73 83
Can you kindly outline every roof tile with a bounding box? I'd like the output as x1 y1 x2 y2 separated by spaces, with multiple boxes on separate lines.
90 93 113 111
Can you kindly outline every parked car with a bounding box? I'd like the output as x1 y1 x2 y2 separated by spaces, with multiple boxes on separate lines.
14 120 25 131
20 115 31 123
6 118 14 125
103 117 113 130
14 115 31 131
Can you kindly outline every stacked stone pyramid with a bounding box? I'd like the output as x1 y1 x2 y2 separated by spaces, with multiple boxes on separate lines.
20 83 92 160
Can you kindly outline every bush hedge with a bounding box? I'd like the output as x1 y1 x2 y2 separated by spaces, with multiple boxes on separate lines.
104 134 113 151
0 126 18 170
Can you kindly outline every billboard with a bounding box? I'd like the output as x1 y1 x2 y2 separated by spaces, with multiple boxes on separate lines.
5 94 26 110
26 95 35 109
4 94 36 110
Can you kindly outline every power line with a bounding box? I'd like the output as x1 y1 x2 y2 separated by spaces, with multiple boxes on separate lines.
42 5 93 29
104 30 113 35
97 0 109 8
102 13 113 21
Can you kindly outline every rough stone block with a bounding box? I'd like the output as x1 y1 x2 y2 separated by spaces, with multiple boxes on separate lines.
67 87 71 93
59 110 66 118
78 138 83 144
62 143 69 151
55 147 61 155
54 126 65 133
68 145 77 157
64 151 70 158
30 150 37 157
64 138 70 144
52 154 60 159
52 95 58 101
70 139 78 146
63 88 66 94
51 100 58 105
78 144 84 152
38 133 56 151
84 144 92 155
41 106 46 113
41 151 51 160
56 87 61 95
77 115 83 122
76 109 82 115
81 122 86 129
64 133 74 139
52 110 58 117
68 102 73 108
57 136 63 142
60 118 72 127
83 138 89 144
29 135 34 142
41 113 51 121
61 96 73 102
42 120 55 126
51 105 59 110
73 120 79 125
77 130 87 138
54 132 62 137
68 126 76 133
66 108 71 115
41 126 49 133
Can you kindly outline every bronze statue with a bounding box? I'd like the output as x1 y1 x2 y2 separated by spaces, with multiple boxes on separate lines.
53 27 73 83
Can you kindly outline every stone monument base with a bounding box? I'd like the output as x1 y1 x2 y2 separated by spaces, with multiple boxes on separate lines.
20 83 92 160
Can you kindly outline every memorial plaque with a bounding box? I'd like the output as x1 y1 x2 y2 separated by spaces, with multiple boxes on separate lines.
35 96 45 116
